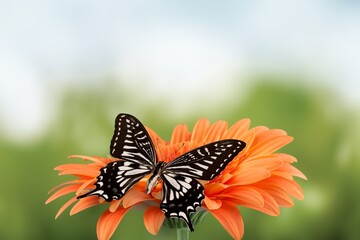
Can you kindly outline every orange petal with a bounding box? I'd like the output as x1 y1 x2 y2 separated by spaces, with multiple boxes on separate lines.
249 188 280 216
55 164 100 178
146 127 166 145
122 188 153 208
204 182 228 196
204 120 228 142
222 118 251 140
143 206 165 235
68 155 110 165
96 207 131 240
204 196 222 210
170 124 190 145
241 155 284 171
227 168 271 185
76 178 96 195
48 180 84 194
190 118 211 143
249 129 293 156
55 196 77 219
232 129 255 157
256 182 294 207
262 177 304 200
209 202 244 240
272 164 307 180
286 180 304 200
157 144 183 163
70 196 100 215
251 126 269 135
274 153 298 163
220 186 264 209
109 199 122 212
46 184 83 204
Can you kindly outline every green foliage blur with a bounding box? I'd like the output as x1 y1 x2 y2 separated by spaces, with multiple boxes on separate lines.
1 77 359 240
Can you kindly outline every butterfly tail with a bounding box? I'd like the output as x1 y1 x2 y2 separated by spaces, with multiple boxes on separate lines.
77 188 112 202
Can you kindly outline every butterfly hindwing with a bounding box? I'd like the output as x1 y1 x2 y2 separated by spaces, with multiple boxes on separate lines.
165 139 245 180
160 172 204 231
110 113 157 166
78 161 152 201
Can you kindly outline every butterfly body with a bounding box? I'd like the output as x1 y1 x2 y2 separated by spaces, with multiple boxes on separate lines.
78 113 246 231
146 161 166 194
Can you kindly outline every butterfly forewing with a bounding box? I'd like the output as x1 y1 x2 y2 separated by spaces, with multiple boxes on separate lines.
160 172 204 231
110 113 157 166
78 113 157 201
78 161 152 201
165 139 245 180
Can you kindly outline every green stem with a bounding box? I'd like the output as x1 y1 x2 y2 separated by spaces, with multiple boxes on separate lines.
176 228 190 240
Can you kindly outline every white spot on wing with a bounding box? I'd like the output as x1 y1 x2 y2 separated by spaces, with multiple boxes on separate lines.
163 174 181 190
195 163 209 170
169 190 174 201
119 178 130 187
124 169 149 176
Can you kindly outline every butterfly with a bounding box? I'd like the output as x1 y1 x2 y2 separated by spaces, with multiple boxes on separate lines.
78 113 246 231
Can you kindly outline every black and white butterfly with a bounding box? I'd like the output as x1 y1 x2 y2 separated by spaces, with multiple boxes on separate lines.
78 113 246 231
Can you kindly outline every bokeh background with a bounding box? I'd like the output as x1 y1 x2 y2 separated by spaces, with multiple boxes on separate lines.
1 1 360 239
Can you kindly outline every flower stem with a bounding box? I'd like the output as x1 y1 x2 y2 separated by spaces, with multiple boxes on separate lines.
176 228 189 240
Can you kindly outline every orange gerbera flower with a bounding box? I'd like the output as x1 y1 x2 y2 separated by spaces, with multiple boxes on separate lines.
46 117 306 240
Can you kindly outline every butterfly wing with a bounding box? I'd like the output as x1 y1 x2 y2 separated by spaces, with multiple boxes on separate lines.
165 139 245 180
160 173 204 231
77 161 151 201
110 113 157 166
78 113 156 201
160 139 246 230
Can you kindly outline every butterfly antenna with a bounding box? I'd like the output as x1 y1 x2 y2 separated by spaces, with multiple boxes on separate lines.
165 142 185 162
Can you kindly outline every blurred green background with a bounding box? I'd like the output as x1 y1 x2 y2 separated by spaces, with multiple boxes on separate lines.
1 1 360 239
1 77 359 240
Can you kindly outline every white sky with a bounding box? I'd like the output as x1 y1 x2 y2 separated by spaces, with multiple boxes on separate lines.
0 0 360 140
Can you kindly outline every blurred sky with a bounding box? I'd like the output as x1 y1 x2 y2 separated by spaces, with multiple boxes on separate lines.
1 0 360 140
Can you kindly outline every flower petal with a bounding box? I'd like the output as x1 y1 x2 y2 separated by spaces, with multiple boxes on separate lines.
70 196 100 215
122 188 153 208
275 153 298 163
241 155 284 171
76 178 96 195
55 196 77 219
204 182 228 196
48 180 84 194
68 155 110 165
157 144 183 163
249 188 280 216
204 120 228 142
204 196 222 210
209 202 244 240
261 177 304 200
143 206 165 235
46 184 83 204
55 164 100 178
190 118 211 142
272 164 307 180
255 182 294 207
222 118 251 140
170 124 190 144
109 199 122 212
97 208 131 240
249 129 293 156
220 186 264 209
226 168 271 185
146 127 166 145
